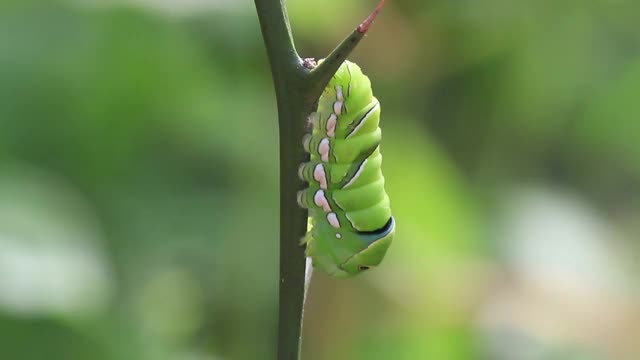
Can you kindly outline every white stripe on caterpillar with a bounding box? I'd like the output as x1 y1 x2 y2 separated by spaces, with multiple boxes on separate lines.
326 114 337 138
347 102 379 138
319 138 330 162
342 158 368 189
313 190 332 212
313 163 328 189
333 101 343 116
327 213 341 228
335 85 344 102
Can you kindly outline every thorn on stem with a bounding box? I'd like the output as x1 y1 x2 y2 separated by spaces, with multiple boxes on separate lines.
357 0 386 34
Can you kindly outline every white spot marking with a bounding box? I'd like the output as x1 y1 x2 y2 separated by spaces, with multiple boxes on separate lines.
327 213 341 228
342 159 368 189
336 233 342 239
313 190 332 212
348 102 379 138
313 164 328 189
333 101 343 116
335 85 344 102
326 114 337 138
318 138 330 162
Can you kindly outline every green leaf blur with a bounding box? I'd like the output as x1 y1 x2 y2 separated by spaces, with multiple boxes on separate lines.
0 1 638 359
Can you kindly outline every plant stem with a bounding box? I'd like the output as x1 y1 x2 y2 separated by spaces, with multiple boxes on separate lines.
255 3 309 359
253 1 386 359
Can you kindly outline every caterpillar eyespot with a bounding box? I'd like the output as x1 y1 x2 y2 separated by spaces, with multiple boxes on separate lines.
298 60 394 278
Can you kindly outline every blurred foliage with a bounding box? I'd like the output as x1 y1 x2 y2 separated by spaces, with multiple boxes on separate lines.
0 0 639 359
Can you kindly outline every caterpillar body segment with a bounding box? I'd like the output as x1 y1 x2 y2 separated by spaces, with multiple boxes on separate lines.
298 60 394 278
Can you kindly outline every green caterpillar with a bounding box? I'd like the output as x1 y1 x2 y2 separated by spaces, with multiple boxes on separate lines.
297 60 394 278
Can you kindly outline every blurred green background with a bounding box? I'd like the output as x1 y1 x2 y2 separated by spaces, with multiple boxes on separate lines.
1 0 639 359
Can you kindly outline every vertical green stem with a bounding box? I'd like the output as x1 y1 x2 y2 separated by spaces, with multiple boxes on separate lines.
254 1 310 359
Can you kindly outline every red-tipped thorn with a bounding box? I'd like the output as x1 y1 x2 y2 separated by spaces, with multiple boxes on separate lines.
357 0 386 33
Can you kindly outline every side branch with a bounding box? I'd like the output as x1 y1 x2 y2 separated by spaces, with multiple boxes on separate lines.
307 0 386 100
